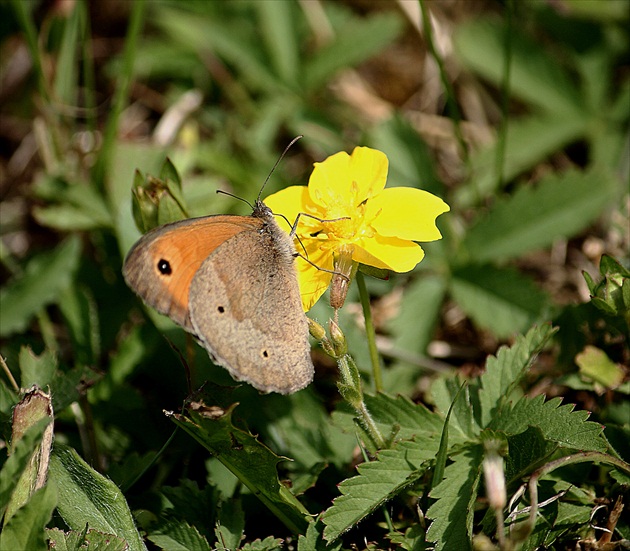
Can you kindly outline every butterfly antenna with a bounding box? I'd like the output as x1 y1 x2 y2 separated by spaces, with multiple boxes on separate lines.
257 135 303 202
215 190 254 210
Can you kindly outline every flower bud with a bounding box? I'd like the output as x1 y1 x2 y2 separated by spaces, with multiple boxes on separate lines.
329 318 348 356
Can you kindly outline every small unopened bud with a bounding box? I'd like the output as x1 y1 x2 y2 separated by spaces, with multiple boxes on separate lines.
308 318 326 341
329 318 347 356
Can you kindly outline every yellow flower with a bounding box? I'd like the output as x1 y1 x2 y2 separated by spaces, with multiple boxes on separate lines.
264 146 450 311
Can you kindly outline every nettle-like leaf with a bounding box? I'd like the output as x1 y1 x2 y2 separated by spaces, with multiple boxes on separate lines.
475 325 556 427
492 394 607 453
241 536 285 551
147 520 211 551
332 392 445 442
322 434 439 542
45 527 129 551
167 399 309 534
298 521 342 551
425 445 484 551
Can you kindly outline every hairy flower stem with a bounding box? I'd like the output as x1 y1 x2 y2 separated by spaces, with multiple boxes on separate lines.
356 272 383 392
337 354 386 450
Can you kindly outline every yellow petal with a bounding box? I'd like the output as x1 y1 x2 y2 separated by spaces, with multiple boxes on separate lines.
308 151 353 210
264 185 319 234
354 234 425 273
348 147 389 202
367 187 450 241
295 239 334 311
308 147 388 211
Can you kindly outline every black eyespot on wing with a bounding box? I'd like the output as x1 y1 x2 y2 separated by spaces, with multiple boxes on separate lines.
157 259 172 275
262 350 269 358
217 305 225 313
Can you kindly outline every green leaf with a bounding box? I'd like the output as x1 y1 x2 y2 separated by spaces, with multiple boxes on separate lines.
0 483 57 551
154 7 283 95
385 276 447 359
493 395 607 452
255 0 299 84
454 18 582 115
0 236 81 337
167 397 309 534
19 346 57 389
0 419 50 518
504 426 555 483
32 178 113 231
426 445 483 551
58 285 100 367
332 392 444 443
432 383 466 492
148 521 211 551
241 536 285 551
450 264 548 338
368 115 443 196
322 435 438 541
298 521 342 551
476 325 555 427
304 11 403 91
576 345 624 390
160 481 219 542
462 168 619 263
214 498 244 551
45 527 129 551
430 378 478 441
49 445 147 551
457 115 587 206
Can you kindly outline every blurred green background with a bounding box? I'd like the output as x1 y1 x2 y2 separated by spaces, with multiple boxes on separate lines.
0 0 628 548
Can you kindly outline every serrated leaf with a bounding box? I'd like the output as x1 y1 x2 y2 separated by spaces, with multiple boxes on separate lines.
462 168 618 263
49 445 147 551
0 236 81 337
241 536 284 551
46 527 129 551
493 395 607 452
426 445 483 551
148 520 210 551
298 520 342 551
332 392 444 443
451 264 548 338
476 325 555 427
322 435 438 541
167 398 309 534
